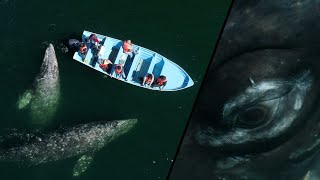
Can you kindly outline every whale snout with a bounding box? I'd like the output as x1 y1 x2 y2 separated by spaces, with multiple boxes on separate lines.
117 119 138 129
48 43 54 50
120 118 137 127
110 119 138 135
46 44 56 59
41 44 59 75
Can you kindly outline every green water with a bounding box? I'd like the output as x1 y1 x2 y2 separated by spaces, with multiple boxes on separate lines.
0 0 231 179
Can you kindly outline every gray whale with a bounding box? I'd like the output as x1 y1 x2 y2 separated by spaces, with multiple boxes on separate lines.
17 44 60 125
0 118 137 176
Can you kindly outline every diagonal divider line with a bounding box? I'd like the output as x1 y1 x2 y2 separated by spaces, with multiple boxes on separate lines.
166 1 236 179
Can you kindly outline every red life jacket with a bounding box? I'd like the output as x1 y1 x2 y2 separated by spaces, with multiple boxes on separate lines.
123 41 132 53
79 46 87 54
145 74 154 84
99 63 108 70
115 65 123 74
90 34 100 43
157 77 167 86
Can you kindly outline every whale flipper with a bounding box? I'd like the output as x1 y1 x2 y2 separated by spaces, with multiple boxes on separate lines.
73 154 94 177
17 89 33 109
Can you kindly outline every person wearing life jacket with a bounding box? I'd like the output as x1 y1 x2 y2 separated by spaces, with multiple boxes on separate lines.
114 64 126 80
123 39 139 58
85 33 100 47
79 43 88 58
89 34 100 43
99 59 113 72
141 73 155 88
153 75 167 90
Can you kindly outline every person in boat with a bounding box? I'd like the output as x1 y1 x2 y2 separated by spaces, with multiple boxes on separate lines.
98 59 113 72
152 75 167 90
123 39 139 58
141 73 155 88
79 42 88 58
85 33 100 46
114 64 126 80
92 43 101 56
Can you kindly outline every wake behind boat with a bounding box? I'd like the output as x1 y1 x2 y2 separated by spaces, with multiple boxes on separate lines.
71 30 194 91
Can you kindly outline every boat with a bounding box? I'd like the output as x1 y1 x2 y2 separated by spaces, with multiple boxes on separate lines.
72 30 194 91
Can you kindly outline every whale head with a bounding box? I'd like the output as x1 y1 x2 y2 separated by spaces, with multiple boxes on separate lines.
37 44 59 81
98 118 138 143
29 44 60 125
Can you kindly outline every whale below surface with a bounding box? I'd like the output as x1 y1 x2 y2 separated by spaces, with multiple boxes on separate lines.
17 44 60 126
0 119 138 176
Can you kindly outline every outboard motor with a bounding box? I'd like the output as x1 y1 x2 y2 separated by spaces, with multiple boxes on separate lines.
68 39 81 51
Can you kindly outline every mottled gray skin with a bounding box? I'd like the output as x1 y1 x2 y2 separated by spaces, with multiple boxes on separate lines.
0 119 137 165
170 1 320 180
19 44 60 125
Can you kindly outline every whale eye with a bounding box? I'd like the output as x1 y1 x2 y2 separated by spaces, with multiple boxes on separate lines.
196 71 312 149
235 105 268 128
227 96 282 129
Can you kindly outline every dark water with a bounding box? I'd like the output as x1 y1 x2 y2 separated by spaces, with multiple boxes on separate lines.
0 0 231 179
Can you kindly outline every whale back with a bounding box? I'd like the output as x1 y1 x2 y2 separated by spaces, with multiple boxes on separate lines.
0 119 137 165
30 44 60 125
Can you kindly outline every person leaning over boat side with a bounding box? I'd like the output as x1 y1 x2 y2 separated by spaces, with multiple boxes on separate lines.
152 75 167 90
141 73 155 88
79 42 88 59
114 64 126 80
98 59 113 72
123 40 139 58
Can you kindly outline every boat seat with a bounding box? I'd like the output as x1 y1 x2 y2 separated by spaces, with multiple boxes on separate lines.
83 48 93 65
97 37 110 56
111 46 128 78
151 58 165 77
147 53 157 74
98 45 106 56
126 52 141 81
93 38 112 69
